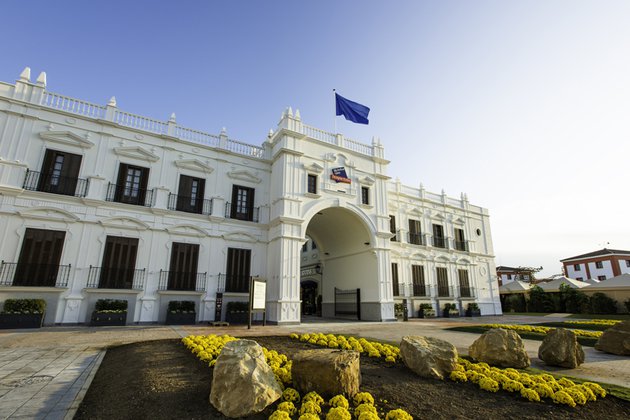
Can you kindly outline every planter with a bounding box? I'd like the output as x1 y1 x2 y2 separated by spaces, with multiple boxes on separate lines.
443 310 460 318
166 312 196 325
226 311 248 325
0 313 44 329
466 309 481 317
91 311 127 326
418 309 435 319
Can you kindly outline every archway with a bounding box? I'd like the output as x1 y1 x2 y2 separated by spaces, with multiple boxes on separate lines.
303 206 379 320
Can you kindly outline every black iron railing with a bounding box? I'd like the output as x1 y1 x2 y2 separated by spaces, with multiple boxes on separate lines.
23 170 88 197
437 284 452 297
412 283 429 297
217 273 250 293
106 183 155 207
459 286 476 298
158 270 206 291
454 240 469 252
432 236 447 249
224 203 260 223
393 281 402 297
167 193 213 215
408 232 425 246
86 266 145 290
0 261 71 287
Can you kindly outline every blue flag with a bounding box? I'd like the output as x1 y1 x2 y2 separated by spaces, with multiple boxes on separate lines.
335 93 370 125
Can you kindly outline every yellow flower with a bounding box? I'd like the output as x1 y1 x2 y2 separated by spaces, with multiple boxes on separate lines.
357 412 380 420
479 377 499 392
450 371 468 383
298 414 320 420
277 401 296 416
531 383 554 399
269 410 292 420
582 382 606 398
299 401 322 415
329 395 350 409
303 391 325 406
326 407 352 420
282 387 300 403
564 387 587 405
353 392 375 406
557 378 575 388
385 409 414 420
552 390 576 407
520 388 540 402
355 403 378 417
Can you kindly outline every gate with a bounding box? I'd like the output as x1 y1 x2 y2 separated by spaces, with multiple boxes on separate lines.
334 287 361 320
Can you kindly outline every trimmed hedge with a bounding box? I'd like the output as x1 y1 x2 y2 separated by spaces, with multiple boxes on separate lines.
1 299 46 314
167 300 195 313
95 299 128 312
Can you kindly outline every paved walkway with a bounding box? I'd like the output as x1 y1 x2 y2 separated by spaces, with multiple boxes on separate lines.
0 316 627 419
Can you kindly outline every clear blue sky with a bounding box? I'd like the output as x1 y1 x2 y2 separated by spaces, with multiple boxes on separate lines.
2 0 629 276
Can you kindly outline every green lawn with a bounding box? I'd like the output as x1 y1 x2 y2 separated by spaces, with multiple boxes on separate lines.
534 322 613 332
503 312 630 321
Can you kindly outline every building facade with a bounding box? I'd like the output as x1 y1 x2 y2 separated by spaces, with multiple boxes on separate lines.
561 249 630 282
0 68 500 325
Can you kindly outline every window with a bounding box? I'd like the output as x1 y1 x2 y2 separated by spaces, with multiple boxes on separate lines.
14 228 66 287
458 269 471 297
307 174 317 194
411 265 426 296
230 185 256 221
389 215 397 241
226 248 251 293
626 260 630 267
35 149 82 196
597 275 606 281
436 267 449 297
98 236 139 289
408 219 423 245
454 228 467 251
311 241 317 250
391 263 400 296
574 264 581 271
576 277 583 281
595 261 604 269
361 186 369 205
168 243 200 290
114 163 150 206
302 242 308 252
507 274 512 280
432 224 446 248
175 175 206 214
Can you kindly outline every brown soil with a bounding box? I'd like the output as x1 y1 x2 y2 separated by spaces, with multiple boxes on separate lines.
75 337 630 420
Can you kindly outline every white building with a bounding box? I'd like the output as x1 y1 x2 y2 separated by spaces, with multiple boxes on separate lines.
0 67 501 325
561 248 630 282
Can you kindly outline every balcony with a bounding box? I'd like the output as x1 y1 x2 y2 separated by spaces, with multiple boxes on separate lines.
0 261 70 287
432 236 448 249
224 203 260 223
454 240 469 252
412 283 430 297
158 270 206 292
408 232 426 246
393 281 402 297
459 285 477 298
217 274 250 293
106 183 155 207
86 266 145 290
167 193 213 215
23 170 88 198
437 284 453 298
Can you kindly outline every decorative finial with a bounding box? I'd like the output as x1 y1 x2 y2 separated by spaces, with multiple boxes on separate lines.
221 127 227 136
108 96 117 107
169 113 176 123
295 108 301 120
36 72 47 87
419 182 424 190
287 107 293 117
268 129 273 138
19 67 31 82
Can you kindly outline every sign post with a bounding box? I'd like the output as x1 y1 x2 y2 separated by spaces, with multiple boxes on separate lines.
248 277 267 329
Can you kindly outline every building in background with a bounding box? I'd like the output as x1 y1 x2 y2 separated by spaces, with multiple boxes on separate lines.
496 266 542 286
0 68 501 325
561 249 630 282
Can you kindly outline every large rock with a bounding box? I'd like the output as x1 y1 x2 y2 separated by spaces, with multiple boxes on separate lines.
210 339 282 418
399 336 458 380
469 328 530 368
291 349 360 398
538 328 585 368
595 320 630 356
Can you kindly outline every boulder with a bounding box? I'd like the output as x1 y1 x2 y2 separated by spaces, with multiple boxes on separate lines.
291 349 360 398
210 339 282 417
595 320 630 356
399 336 458 380
469 328 530 368
538 328 585 368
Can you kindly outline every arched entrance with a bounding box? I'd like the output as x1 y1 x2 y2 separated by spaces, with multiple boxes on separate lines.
303 206 380 320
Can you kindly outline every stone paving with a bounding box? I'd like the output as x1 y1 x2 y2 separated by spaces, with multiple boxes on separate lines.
0 315 627 419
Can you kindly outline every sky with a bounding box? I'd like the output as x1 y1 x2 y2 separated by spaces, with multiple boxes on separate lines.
1 0 629 277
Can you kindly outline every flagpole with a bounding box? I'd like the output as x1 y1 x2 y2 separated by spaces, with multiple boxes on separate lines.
333 89 337 134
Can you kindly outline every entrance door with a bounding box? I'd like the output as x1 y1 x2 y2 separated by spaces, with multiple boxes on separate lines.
15 228 66 286
300 281 318 315
100 236 138 289
168 243 199 290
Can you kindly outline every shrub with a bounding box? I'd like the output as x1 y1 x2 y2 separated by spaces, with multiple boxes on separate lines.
563 288 589 313
467 302 479 311
528 286 554 312
168 300 195 313
589 293 617 314
419 303 433 310
1 298 46 314
95 299 128 312
624 299 630 314
226 301 249 313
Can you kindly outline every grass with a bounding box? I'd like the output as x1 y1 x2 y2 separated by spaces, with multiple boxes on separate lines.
448 326 599 347
534 322 613 332
502 312 630 321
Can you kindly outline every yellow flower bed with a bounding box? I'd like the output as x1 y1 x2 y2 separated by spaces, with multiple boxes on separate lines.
454 358 606 407
290 333 400 363
183 335 412 419
564 319 621 326
479 324 603 339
